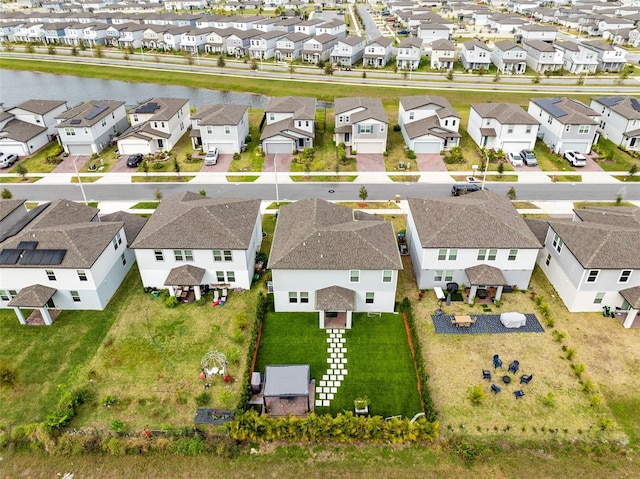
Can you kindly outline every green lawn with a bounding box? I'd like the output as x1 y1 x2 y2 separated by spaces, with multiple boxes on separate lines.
255 312 422 418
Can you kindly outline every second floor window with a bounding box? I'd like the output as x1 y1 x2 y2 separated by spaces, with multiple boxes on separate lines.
77 270 87 281
350 270 359 283
154 250 164 261
508 249 518 261
213 250 232 262
586 270 599 283
46 269 56 281
382 270 392 283
618 270 631 283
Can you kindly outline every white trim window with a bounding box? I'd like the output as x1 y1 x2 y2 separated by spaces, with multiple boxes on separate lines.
213 249 232 262
434 270 443 282
586 270 599 283
594 292 604 304
382 270 392 283
477 249 487 260
154 250 164 261
77 269 88 281
552 233 563 253
300 292 309 303
365 292 374 304
487 249 497 261
70 290 81 302
350 270 360 283
508 249 517 261
545 253 551 266
618 270 631 283
289 291 298 303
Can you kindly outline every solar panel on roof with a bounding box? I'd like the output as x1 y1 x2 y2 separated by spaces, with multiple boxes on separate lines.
17 241 38 249
20 249 66 266
84 104 109 121
135 102 160 114
630 98 640 112
538 98 566 118
0 249 22 265
70 119 82 124
598 96 623 107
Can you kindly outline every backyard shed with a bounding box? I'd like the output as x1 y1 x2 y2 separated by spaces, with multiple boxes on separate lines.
262 364 311 414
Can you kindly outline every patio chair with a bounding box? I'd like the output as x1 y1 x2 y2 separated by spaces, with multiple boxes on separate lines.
482 370 491 381
221 288 228 304
520 374 533 384
491 384 501 394
508 360 520 374
513 390 525 399
493 355 502 369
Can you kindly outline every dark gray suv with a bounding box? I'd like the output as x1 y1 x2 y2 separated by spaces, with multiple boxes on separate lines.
451 184 485 196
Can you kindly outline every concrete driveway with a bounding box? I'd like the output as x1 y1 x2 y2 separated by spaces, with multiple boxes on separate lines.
415 154 447 172
199 153 233 172
52 155 91 173
263 154 293 172
356 153 386 172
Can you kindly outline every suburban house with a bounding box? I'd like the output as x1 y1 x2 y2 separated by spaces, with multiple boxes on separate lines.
430 38 456 70
395 36 423 71
131 192 262 297
467 103 540 153
334 97 388 154
260 96 316 155
302 33 338 64
590 96 640 152
55 100 128 156
268 198 402 328
0 199 145 325
0 100 67 157
491 40 527 75
514 24 558 44
406 191 541 303
460 39 492 71
522 40 564 73
398 95 461 153
330 36 366 67
248 30 284 60
527 207 640 327
274 32 309 62
190 103 249 154
486 13 526 35
528 97 600 154
581 39 627 72
362 36 393 68
116 97 190 156
416 23 452 45
553 40 599 74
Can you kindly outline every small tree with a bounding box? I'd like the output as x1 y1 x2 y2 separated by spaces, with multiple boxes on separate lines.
506 186 517 200
250 58 259 75
445 70 454 81
183 51 194 67
629 164 638 177
47 44 56 55
154 188 163 202
71 46 78 56
142 159 149 176
217 54 226 70
497 161 504 175
173 156 181 176
288 63 295 78
94 45 104 60
324 64 334 76
15 163 28 179
25 44 35 55
199 189 207 196
1 188 13 199
4 43 14 53
493 71 501 83
358 186 369 204
532 72 540 84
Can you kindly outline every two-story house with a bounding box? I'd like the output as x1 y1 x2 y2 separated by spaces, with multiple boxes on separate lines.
430 38 456 70
581 39 627 72
527 207 640 326
522 40 564 73
406 191 541 302
461 39 492 71
248 30 284 60
528 97 600 154
467 103 540 153
260 96 317 155
55 100 129 155
334 97 388 154
268 198 403 329
491 40 527 74
274 32 309 62
330 36 366 67
0 199 145 325
514 23 558 44
116 97 190 156
362 36 393 68
398 95 461 153
553 40 598 74
395 36 423 71
190 103 249 154
590 96 640 152
302 33 338 64
131 192 262 296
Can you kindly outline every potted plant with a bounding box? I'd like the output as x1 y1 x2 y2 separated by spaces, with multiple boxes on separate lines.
353 396 369 416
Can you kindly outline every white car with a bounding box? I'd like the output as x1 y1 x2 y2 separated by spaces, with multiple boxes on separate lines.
564 150 587 167
0 153 18 168
204 148 219 166
507 152 523 167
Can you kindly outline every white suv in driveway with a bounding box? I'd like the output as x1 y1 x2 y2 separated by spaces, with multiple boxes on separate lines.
204 148 219 166
564 150 587 167
0 153 18 168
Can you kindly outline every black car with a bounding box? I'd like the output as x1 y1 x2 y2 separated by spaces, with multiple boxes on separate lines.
451 183 485 196
126 154 143 168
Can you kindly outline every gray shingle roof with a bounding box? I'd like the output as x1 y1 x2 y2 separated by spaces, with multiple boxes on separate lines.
524 39 557 52
407 191 542 249
0 199 26 222
100 210 147 245
10 99 66 115
573 206 640 228
7 284 57 307
265 96 316 120
164 264 206 286
471 103 538 125
531 98 599 125
316 285 355 310
404 116 460 140
192 104 248 126
130 192 261 250
56 100 125 128
334 97 388 124
399 95 460 119
268 199 402 270
591 96 640 121
0 119 47 142
620 286 640 309
465 264 507 285
431 38 455 50
131 97 189 121
463 38 491 51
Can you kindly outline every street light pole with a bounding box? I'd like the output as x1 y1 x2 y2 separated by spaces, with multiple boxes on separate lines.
481 149 490 190
72 155 88 204
274 153 280 205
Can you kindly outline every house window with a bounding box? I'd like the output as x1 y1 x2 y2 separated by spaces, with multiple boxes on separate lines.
487 249 497 261
174 250 183 261
409 112 415 120
46 269 56 281
300 291 309 303
545 253 551 266
112 232 122 250
586 270 599 283
206 126 213 134
382 270 392 283
227 271 235 282
477 249 487 260
0 290 9 301
508 249 517 261
70 291 81 302
618 270 631 283
154 250 164 261
448 249 458 260
216 271 225 282
224 125 231 134
526 125 532 134
133 114 138 122
65 128 76 136
552 234 563 253
213 250 232 261
289 291 298 303
77 269 87 281
438 249 447 260
444 270 454 282
366 292 375 304
350 270 360 282
547 115 553 125
578 125 590 134
358 124 373 134
120 254 127 266
184 250 194 261
507 125 514 134
434 270 443 282
269 113 275 121
380 124 385 132
594 292 605 304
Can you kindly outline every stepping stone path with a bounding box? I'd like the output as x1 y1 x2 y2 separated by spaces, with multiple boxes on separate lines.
315 329 348 407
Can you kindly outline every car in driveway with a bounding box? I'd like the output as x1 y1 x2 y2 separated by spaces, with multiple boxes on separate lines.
0 153 18 168
126 154 143 168
204 148 219 166
507 152 523 167
397 29 410 35
451 183 486 196
564 150 587 167
519 149 538 166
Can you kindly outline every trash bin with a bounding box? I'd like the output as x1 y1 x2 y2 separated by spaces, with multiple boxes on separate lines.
251 372 261 393
395 194 401 203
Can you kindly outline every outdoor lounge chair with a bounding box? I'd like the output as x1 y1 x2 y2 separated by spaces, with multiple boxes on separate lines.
513 390 525 399
491 384 501 394
221 288 228 304
482 370 491 381
508 360 520 374
520 374 533 384
493 355 502 369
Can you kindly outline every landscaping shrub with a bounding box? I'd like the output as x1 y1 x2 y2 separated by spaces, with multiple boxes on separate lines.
165 296 178 308
467 385 485 405
195 391 211 407
236 292 267 411
393 124 401 132
406 149 416 160
0 364 18 388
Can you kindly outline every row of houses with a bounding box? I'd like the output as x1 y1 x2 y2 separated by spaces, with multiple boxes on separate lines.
2 190 639 329
3 94 638 160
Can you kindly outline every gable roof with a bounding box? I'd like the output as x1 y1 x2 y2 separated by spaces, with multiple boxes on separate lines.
192 104 248 126
0 119 47 143
591 96 640 120
471 103 538 125
404 115 460 140
334 97 388 124
130 192 261 250
264 96 316 120
56 100 125 128
431 38 455 50
463 38 491 50
131 97 189 121
400 95 460 119
164 264 206 286
573 206 640 228
398 36 423 48
530 98 599 125
99 210 147 245
9 99 66 115
407 191 541 249
268 199 402 270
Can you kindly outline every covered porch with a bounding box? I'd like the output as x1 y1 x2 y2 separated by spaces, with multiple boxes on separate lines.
464 264 507 305
316 285 355 329
164 264 206 303
7 284 58 326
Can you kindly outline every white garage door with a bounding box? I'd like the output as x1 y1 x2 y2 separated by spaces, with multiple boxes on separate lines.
559 141 590 154
501 141 531 153
118 141 151 156
67 144 94 155
354 141 383 154
264 141 293 155
206 142 235 154
413 140 442 154
0 141 28 156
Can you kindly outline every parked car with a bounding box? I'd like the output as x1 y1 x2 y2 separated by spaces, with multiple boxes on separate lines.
204 147 219 166
507 152 523 167
126 154 143 168
451 183 486 196
0 153 18 168
564 150 587 167
397 29 410 35
519 149 538 166
381 10 391 15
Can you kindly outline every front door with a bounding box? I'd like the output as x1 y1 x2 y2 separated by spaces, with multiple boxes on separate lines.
344 133 350 143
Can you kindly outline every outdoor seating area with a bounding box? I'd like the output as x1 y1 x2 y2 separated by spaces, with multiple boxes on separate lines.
211 287 228 307
450 314 477 328
432 313 544 334
175 287 195 304
483 354 533 399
